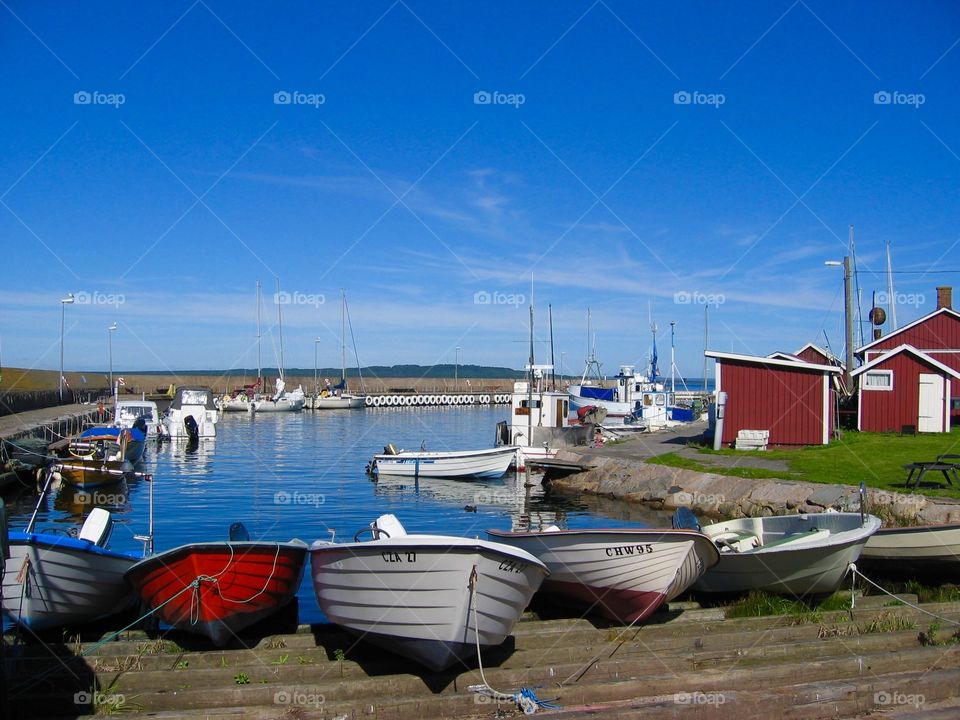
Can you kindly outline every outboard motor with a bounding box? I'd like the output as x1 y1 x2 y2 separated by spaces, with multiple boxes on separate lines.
183 415 200 441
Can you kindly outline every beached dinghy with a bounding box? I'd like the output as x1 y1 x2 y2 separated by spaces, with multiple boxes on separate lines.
487 526 719 623
860 522 960 573
3 478 140 631
673 509 881 595
371 445 516 479
310 514 548 671
125 524 308 647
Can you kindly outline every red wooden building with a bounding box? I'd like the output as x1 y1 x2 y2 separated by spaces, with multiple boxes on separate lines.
794 342 843 367
856 291 960 422
853 344 960 433
706 351 840 447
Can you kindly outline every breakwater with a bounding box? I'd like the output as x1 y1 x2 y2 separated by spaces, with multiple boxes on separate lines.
550 447 960 526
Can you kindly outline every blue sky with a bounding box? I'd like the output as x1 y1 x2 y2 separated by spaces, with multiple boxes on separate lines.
2 1 958 380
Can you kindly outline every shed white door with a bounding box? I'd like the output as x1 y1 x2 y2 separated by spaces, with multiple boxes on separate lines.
918 373 945 433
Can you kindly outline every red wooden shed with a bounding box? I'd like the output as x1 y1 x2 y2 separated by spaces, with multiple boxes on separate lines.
706 351 840 447
852 344 960 433
856 305 960 419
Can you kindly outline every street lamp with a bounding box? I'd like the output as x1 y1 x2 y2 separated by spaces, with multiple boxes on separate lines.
59 293 75 403
108 322 118 396
455 346 461 392
825 257 854 394
314 337 322 396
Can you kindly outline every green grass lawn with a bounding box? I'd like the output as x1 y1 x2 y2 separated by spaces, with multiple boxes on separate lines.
648 426 960 501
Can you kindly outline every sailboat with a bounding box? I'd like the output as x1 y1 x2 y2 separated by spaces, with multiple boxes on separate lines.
252 279 305 413
314 291 366 410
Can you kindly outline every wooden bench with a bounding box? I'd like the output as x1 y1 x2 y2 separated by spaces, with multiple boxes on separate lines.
904 461 959 490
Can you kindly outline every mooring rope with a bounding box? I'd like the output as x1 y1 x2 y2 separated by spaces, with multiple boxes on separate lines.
848 564 960 627
466 565 560 715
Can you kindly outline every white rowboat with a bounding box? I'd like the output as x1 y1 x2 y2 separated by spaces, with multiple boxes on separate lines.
487 526 719 623
372 446 516 479
310 514 548 671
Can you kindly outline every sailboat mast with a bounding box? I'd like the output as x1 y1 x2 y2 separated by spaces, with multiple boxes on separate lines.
276 278 285 382
340 290 346 383
528 302 534 445
670 321 676 394
886 240 898 331
548 303 556 391
256 280 262 386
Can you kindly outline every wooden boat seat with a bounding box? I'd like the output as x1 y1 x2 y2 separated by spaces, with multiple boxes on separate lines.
78 508 114 546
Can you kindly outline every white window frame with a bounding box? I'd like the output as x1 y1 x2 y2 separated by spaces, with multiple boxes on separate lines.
862 369 893 391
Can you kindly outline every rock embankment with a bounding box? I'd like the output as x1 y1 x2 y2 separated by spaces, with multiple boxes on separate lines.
550 448 960 525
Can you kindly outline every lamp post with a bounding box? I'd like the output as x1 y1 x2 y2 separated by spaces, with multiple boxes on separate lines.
825 257 855 394
59 293 75 403
314 337 322 396
455 346 461 391
108 322 118 396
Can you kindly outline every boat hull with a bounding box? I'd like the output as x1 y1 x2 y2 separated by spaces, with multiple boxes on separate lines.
693 513 881 595
310 536 548 671
2 532 138 631
487 529 719 623
252 398 304 412
313 395 365 409
374 447 516 479
125 541 308 646
860 523 960 570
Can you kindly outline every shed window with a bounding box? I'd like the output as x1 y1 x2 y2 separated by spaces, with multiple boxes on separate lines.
862 370 893 391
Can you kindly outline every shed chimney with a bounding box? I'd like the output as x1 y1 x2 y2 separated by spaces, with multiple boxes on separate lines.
936 286 952 310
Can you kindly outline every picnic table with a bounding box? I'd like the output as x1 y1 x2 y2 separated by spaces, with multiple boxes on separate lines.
904 457 960 489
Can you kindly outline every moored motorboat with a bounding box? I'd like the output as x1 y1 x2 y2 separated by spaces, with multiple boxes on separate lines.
3 475 141 631
124 526 308 647
56 425 146 488
161 386 219 439
371 445 516 479
859 522 960 572
114 398 161 436
487 526 719 623
310 514 548 671
674 510 881 595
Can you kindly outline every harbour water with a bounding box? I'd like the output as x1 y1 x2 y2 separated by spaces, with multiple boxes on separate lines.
5 406 671 625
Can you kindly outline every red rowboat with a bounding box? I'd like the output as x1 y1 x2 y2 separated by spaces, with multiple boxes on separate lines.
125 535 308 646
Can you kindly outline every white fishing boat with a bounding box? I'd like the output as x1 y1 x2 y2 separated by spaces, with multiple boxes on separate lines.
114 397 161 436
371 445 516 479
2 505 140 631
313 291 367 410
309 514 548 671
860 522 960 571
487 526 719 623
674 510 881 595
161 386 219 439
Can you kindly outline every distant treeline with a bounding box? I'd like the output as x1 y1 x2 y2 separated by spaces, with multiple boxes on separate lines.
118 364 531 379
